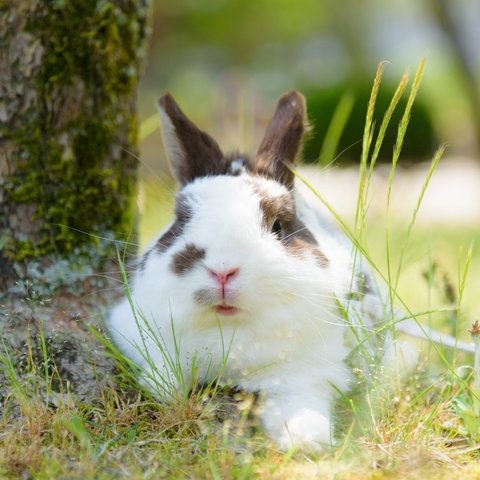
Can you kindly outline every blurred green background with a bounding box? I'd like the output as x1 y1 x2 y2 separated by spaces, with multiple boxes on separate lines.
138 0 480 169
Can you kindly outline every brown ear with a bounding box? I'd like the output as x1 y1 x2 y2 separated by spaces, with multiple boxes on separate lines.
254 90 307 188
157 93 224 186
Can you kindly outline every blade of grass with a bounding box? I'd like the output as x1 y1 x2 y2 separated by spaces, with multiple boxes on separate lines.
62 414 96 457
451 243 475 371
139 113 159 142
318 91 355 167
0 341 29 408
394 144 445 290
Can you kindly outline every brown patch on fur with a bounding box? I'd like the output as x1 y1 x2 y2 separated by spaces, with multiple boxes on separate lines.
357 272 372 295
138 194 193 270
171 243 206 275
138 221 183 271
253 91 307 188
254 185 329 268
138 251 150 271
282 218 316 256
283 236 329 268
155 221 183 254
283 238 314 254
193 288 215 306
312 248 329 268
258 193 295 230
155 194 192 255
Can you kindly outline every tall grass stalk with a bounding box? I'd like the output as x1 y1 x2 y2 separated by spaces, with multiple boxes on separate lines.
386 57 427 209
385 58 427 320
393 144 445 290
354 62 384 238
349 65 409 324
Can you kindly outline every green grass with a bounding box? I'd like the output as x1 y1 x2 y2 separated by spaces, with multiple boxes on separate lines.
2 60 480 478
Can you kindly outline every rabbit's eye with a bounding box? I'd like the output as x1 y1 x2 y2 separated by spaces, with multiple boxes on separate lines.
271 219 282 236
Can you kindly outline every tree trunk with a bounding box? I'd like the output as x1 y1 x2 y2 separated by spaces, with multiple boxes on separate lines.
1 0 149 286
0 0 150 402
430 0 480 154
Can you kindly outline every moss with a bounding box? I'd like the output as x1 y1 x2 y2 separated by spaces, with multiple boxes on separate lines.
2 0 150 262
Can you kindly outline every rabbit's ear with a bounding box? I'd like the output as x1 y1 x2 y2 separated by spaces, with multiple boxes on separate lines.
254 90 307 189
157 93 224 186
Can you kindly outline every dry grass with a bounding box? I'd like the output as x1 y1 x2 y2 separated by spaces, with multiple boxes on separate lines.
1 358 480 479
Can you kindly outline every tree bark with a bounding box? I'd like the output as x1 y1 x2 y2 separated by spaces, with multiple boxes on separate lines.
0 0 150 288
0 0 150 403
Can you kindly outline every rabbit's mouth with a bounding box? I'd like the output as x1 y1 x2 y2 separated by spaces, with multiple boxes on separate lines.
214 304 240 316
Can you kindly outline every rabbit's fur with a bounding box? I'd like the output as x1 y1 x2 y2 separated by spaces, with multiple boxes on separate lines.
107 91 432 450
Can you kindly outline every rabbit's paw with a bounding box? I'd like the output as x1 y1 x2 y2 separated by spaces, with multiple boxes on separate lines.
264 406 333 452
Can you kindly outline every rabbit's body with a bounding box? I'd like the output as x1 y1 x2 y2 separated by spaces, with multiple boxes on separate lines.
109 171 355 448
108 90 470 450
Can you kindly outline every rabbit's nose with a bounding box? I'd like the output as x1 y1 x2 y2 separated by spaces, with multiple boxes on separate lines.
208 267 239 286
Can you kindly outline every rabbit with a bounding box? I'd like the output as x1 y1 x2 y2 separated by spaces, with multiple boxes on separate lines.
107 90 474 451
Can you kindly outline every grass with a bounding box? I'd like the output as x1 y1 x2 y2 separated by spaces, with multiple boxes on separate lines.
2 60 480 478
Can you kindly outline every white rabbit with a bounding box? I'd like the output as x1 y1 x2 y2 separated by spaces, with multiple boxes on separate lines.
107 90 473 451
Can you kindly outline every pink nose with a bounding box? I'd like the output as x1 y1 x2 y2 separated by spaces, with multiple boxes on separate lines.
208 267 239 286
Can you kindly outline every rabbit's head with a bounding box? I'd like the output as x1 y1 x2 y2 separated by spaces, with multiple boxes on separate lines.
138 91 350 330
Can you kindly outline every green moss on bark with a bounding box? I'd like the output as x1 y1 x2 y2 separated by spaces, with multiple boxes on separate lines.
1 0 150 261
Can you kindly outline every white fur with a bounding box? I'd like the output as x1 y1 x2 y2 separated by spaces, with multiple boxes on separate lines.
107 174 356 450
